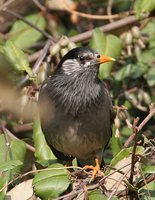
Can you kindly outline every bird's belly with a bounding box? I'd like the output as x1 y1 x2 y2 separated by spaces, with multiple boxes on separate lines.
52 132 102 160
47 119 110 160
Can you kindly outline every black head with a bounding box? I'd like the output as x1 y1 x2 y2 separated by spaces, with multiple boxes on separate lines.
46 47 115 115
57 47 115 75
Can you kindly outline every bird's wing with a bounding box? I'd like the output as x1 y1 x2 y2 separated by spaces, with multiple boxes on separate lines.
38 81 72 161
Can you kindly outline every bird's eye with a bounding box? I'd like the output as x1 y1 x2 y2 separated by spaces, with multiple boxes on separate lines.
97 54 100 58
79 56 85 61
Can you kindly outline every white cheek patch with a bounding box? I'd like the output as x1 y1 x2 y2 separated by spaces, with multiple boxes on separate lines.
62 59 82 75
83 61 90 68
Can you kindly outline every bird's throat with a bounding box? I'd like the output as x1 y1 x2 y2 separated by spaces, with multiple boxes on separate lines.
48 68 104 115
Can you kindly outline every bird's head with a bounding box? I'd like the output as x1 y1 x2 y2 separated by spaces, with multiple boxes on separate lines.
57 47 115 76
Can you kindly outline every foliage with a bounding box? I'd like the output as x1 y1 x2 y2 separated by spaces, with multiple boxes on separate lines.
0 0 155 199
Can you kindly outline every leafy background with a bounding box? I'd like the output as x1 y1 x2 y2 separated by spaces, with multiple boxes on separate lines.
0 0 155 199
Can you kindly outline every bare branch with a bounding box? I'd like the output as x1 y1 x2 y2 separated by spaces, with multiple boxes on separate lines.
0 0 16 11
129 117 139 186
62 0 131 20
70 15 141 43
124 104 155 148
3 8 56 42
2 127 35 153
17 39 52 88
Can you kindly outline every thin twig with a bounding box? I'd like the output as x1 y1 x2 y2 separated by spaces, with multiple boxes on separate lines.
108 169 131 200
17 39 52 88
17 15 143 87
136 174 155 189
29 15 141 63
3 8 56 42
107 0 114 23
62 1 131 20
28 49 43 62
55 162 132 200
124 104 155 147
0 166 84 193
0 0 16 11
124 133 136 148
129 117 139 186
32 0 46 11
139 166 151 200
13 123 33 133
69 15 143 43
137 104 155 132
2 127 35 153
117 174 155 198
29 15 142 62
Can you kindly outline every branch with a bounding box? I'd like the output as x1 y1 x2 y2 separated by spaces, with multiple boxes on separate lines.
17 15 144 88
137 104 155 132
3 8 56 42
62 0 131 20
108 169 131 200
124 104 155 148
69 15 142 43
129 117 139 186
12 123 33 133
117 174 155 198
0 166 83 193
32 0 46 11
136 174 155 189
0 0 16 11
2 126 35 153
107 0 114 23
55 162 132 200
17 39 52 88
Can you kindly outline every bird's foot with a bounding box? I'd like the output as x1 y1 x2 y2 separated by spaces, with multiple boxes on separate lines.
83 158 103 182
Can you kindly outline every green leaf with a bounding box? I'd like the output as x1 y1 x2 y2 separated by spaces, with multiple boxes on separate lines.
88 189 106 200
8 14 46 49
115 63 148 81
89 29 122 79
88 189 119 200
0 176 8 199
131 63 148 79
0 134 26 176
33 117 56 162
115 64 132 81
142 165 155 174
139 182 155 199
145 67 155 86
0 134 26 196
107 146 144 173
142 134 154 146
99 34 122 79
140 49 155 67
89 28 106 55
142 19 155 48
134 0 155 18
0 160 22 172
33 163 71 199
109 147 133 170
0 134 7 164
8 139 26 178
2 40 33 76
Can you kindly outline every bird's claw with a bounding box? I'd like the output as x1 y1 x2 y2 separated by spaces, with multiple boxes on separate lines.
83 159 103 182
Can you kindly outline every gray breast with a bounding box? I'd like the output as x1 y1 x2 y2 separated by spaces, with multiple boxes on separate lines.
44 100 111 162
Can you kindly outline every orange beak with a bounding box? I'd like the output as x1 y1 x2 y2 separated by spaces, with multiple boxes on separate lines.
98 55 116 64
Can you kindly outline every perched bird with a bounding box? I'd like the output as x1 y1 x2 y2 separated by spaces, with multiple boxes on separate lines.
39 47 115 181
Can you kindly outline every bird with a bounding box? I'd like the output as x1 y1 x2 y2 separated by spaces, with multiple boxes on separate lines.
39 47 115 181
